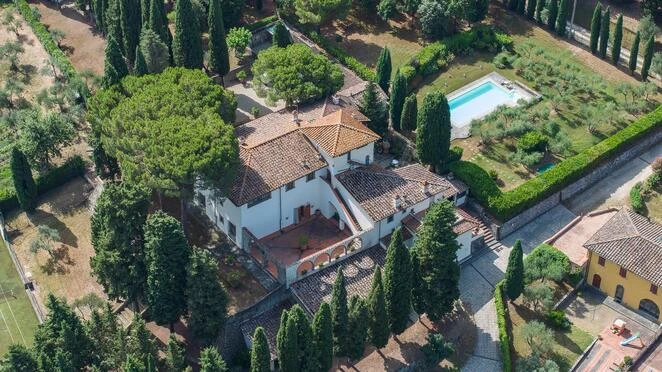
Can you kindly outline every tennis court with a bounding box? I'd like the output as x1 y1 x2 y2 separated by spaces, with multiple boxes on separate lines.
0 238 38 355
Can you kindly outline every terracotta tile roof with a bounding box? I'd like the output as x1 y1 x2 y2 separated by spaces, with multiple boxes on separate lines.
290 245 386 314
240 299 294 361
584 209 662 286
300 108 379 157
402 207 480 236
336 164 466 222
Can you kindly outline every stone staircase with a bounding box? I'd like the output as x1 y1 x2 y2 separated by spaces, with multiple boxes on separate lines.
475 216 506 253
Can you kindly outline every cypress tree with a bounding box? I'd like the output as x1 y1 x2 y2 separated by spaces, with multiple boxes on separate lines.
280 315 299 372
504 240 524 301
400 94 417 132
599 7 610 59
208 0 230 77
148 0 171 47
535 0 545 23
313 302 333 372
141 0 150 26
556 0 568 36
507 0 517 11
272 20 291 48
526 0 536 19
416 90 451 172
547 0 558 31
516 0 525 15
276 310 289 368
93 0 105 32
642 35 655 80
102 35 128 87
10 147 37 212
611 14 623 65
331 267 349 357
134 46 148 76
172 0 203 68
360 81 388 136
106 0 124 52
120 0 141 64
412 200 461 322
347 296 368 361
629 31 641 74
3 344 38 372
376 47 392 93
590 3 602 54
250 327 270 372
367 266 389 350
199 347 227 372
383 227 412 336
289 305 317 372
389 70 407 131
410 247 426 318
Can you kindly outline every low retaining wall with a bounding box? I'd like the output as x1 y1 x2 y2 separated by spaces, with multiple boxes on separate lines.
569 337 599 372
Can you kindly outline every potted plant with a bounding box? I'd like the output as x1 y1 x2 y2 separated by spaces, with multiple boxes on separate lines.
298 235 310 251
236 70 247 85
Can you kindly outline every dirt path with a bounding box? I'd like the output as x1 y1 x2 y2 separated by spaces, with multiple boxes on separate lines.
30 0 105 75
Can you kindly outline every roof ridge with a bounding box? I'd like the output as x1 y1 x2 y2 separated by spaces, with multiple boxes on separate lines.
331 124 341 156
338 121 380 138
584 235 640 248
243 127 300 149
236 151 253 203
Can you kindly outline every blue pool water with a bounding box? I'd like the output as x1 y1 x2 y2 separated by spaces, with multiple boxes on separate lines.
537 163 555 174
449 81 518 127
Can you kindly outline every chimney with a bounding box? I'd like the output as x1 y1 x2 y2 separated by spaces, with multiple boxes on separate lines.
238 136 247 146
292 110 300 125
393 195 402 209
302 159 309 168
332 95 340 105
422 180 429 195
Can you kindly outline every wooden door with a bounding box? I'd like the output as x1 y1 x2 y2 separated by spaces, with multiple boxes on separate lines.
592 274 601 289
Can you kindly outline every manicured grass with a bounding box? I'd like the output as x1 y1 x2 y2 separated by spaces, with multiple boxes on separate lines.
510 302 594 371
0 238 39 355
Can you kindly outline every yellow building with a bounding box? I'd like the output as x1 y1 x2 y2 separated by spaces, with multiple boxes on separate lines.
584 209 662 322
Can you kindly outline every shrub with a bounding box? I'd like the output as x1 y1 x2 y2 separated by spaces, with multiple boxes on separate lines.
494 280 513 372
225 271 243 288
524 244 570 283
448 146 463 163
630 182 644 213
399 64 416 84
251 106 260 118
546 309 571 330
489 169 499 181
307 32 376 82
652 156 662 175
449 161 501 205
517 131 548 153
421 333 454 366
245 15 277 31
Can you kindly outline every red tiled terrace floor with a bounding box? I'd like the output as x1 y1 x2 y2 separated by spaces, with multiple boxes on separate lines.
258 216 351 266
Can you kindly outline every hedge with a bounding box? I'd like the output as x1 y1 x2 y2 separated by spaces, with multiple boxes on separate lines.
451 106 662 221
308 31 376 82
246 15 278 31
0 156 87 213
630 182 644 213
494 280 513 372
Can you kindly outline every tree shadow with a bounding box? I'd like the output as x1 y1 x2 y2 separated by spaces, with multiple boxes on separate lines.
40 244 75 275
27 210 78 248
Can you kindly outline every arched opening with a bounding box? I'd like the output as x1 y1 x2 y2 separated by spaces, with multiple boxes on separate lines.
615 285 624 303
639 299 660 320
297 261 314 276
314 253 330 267
592 274 601 289
330 245 345 260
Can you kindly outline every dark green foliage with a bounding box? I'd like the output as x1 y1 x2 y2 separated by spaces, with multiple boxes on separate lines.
524 244 570 283
148 0 172 47
507 0 517 10
272 20 291 47
421 333 454 366
410 248 426 316
208 0 230 76
400 94 417 132
360 81 388 136
376 47 391 93
347 296 368 360
90 182 150 304
517 131 548 153
599 7 610 58
139 28 170 74
547 0 558 31
526 0 536 19
546 309 571 330
590 3 601 54
10 147 37 212
629 31 641 74
412 200 461 322
3 344 38 372
173 0 203 68
312 302 333 372
280 314 299 372
106 0 124 52
535 0 545 22
246 15 278 31
187 247 229 345
103 35 128 87
556 0 568 36
416 90 451 171
276 310 288 368
612 14 623 65
630 182 644 213
504 240 524 301
289 305 317 372
134 46 148 76
120 0 141 64
93 0 105 32
389 70 407 131
466 0 489 22
165 336 188 371
200 347 227 372
448 146 463 163
642 35 655 80
494 281 513 372
383 227 411 335
255 0 262 10
145 211 190 328
221 0 245 28
331 267 349 356
141 0 150 25
367 266 390 349
516 0 525 14
250 327 270 372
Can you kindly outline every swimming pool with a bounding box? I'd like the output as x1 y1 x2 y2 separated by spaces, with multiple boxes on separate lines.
449 80 524 128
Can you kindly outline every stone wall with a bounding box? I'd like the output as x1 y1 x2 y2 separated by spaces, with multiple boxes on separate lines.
498 192 561 238
217 285 290 363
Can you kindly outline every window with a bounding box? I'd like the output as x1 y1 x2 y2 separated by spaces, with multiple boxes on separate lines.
365 155 370 165
306 172 315 182
228 222 236 239
247 192 271 208
387 215 394 223
347 152 351 161
651 284 658 295
598 256 605 266
402 209 407 215
619 267 627 278
286 181 296 191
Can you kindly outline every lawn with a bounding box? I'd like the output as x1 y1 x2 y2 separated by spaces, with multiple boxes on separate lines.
0 237 39 355
4 178 107 318
509 302 594 371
